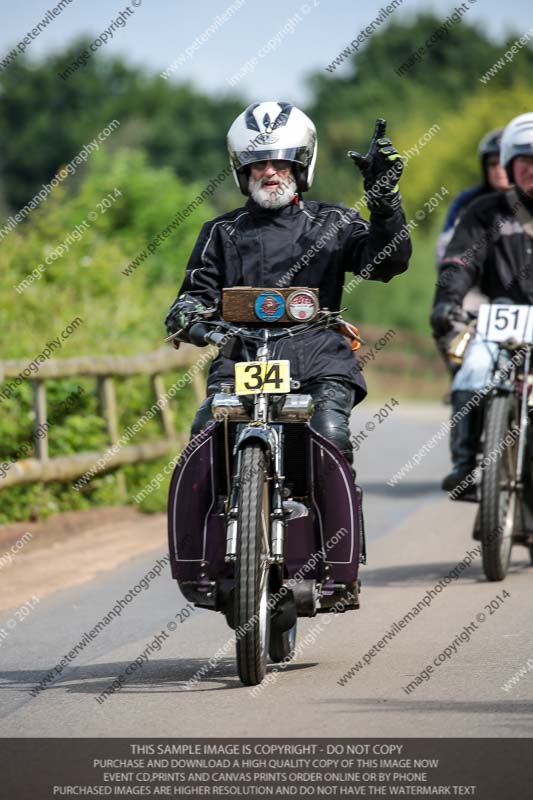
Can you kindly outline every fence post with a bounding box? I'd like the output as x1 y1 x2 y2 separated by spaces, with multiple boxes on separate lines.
97 376 127 499
151 374 176 440
32 379 49 462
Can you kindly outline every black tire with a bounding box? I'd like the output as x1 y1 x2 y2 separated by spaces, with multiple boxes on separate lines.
269 623 297 663
235 442 271 686
479 392 519 581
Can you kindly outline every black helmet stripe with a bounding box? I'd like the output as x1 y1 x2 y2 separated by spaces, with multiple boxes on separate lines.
244 103 261 132
244 101 294 133
271 102 293 130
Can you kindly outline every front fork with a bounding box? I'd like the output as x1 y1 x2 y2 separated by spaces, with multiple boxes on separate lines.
225 335 287 564
224 416 286 566
515 348 531 487
492 347 531 495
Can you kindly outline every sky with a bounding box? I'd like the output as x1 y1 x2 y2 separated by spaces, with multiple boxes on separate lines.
2 0 532 104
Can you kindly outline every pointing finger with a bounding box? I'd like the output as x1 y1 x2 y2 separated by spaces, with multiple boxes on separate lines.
373 118 387 140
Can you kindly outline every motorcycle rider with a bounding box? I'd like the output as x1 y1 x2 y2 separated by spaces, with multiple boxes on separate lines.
436 128 510 262
165 101 411 466
431 112 533 494
434 128 510 376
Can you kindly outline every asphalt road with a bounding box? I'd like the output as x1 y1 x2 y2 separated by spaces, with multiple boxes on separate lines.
1 403 533 737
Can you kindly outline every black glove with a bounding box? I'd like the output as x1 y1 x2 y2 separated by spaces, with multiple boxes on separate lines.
348 118 404 214
165 294 209 336
430 302 460 336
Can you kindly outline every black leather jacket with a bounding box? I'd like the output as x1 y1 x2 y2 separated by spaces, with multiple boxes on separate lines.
434 190 533 308
166 196 411 399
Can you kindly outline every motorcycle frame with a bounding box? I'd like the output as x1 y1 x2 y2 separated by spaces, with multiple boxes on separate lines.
167 313 364 617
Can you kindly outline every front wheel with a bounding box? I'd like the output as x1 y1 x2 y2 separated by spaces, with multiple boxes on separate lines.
479 392 519 581
235 442 271 686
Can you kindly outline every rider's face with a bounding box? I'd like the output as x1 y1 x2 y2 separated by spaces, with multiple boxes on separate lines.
513 156 533 196
486 156 510 191
250 160 293 195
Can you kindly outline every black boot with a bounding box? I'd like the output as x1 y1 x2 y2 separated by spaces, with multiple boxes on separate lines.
442 390 482 495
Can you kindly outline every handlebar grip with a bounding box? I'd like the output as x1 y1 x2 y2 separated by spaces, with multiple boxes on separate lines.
451 308 474 324
205 330 227 347
188 322 211 347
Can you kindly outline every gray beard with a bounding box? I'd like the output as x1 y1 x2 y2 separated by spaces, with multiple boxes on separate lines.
248 174 297 209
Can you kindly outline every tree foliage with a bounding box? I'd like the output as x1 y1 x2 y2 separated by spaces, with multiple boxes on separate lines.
0 39 244 210
1 13 533 520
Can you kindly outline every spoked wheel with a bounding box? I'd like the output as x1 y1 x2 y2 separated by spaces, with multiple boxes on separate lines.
479 392 519 581
235 442 271 686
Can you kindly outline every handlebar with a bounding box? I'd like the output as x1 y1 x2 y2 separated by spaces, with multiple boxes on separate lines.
449 307 477 325
189 309 349 345
165 308 354 350
204 330 228 347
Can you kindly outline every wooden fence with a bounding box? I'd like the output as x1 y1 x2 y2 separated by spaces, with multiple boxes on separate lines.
0 329 443 491
0 346 210 490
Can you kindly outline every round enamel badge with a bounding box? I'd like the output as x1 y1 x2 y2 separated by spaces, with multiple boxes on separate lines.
254 291 285 322
286 290 319 321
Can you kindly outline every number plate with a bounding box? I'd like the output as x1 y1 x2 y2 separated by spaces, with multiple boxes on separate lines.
234 360 291 395
477 304 533 344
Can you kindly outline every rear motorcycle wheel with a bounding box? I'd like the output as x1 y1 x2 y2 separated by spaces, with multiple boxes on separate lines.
235 442 271 686
269 623 297 663
479 392 519 581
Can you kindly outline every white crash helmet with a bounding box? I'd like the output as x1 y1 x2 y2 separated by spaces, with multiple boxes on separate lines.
227 101 317 195
500 112 533 182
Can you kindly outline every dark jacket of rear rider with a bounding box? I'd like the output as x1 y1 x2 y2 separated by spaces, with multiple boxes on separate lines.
434 191 533 310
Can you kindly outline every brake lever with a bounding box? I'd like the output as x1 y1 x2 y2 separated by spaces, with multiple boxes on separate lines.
164 329 185 343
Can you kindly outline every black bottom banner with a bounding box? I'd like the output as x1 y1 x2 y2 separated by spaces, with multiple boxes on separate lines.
2 738 531 799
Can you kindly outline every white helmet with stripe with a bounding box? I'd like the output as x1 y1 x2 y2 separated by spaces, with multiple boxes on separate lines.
227 101 317 195
501 112 533 181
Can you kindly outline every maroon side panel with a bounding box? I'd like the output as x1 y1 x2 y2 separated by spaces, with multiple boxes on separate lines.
310 427 361 583
285 517 320 578
168 422 360 586
167 423 227 582
284 426 361 583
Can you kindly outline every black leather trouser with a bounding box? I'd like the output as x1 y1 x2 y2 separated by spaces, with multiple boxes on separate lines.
449 390 484 473
191 379 356 464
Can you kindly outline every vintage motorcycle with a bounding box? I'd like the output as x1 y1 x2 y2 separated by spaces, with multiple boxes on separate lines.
448 302 533 581
166 288 366 686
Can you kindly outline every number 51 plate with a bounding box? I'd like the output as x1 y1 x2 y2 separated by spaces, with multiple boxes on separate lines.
234 360 291 395
477 304 533 344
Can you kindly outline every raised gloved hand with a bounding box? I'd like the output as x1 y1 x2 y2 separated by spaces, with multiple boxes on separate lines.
348 118 404 214
430 302 460 336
